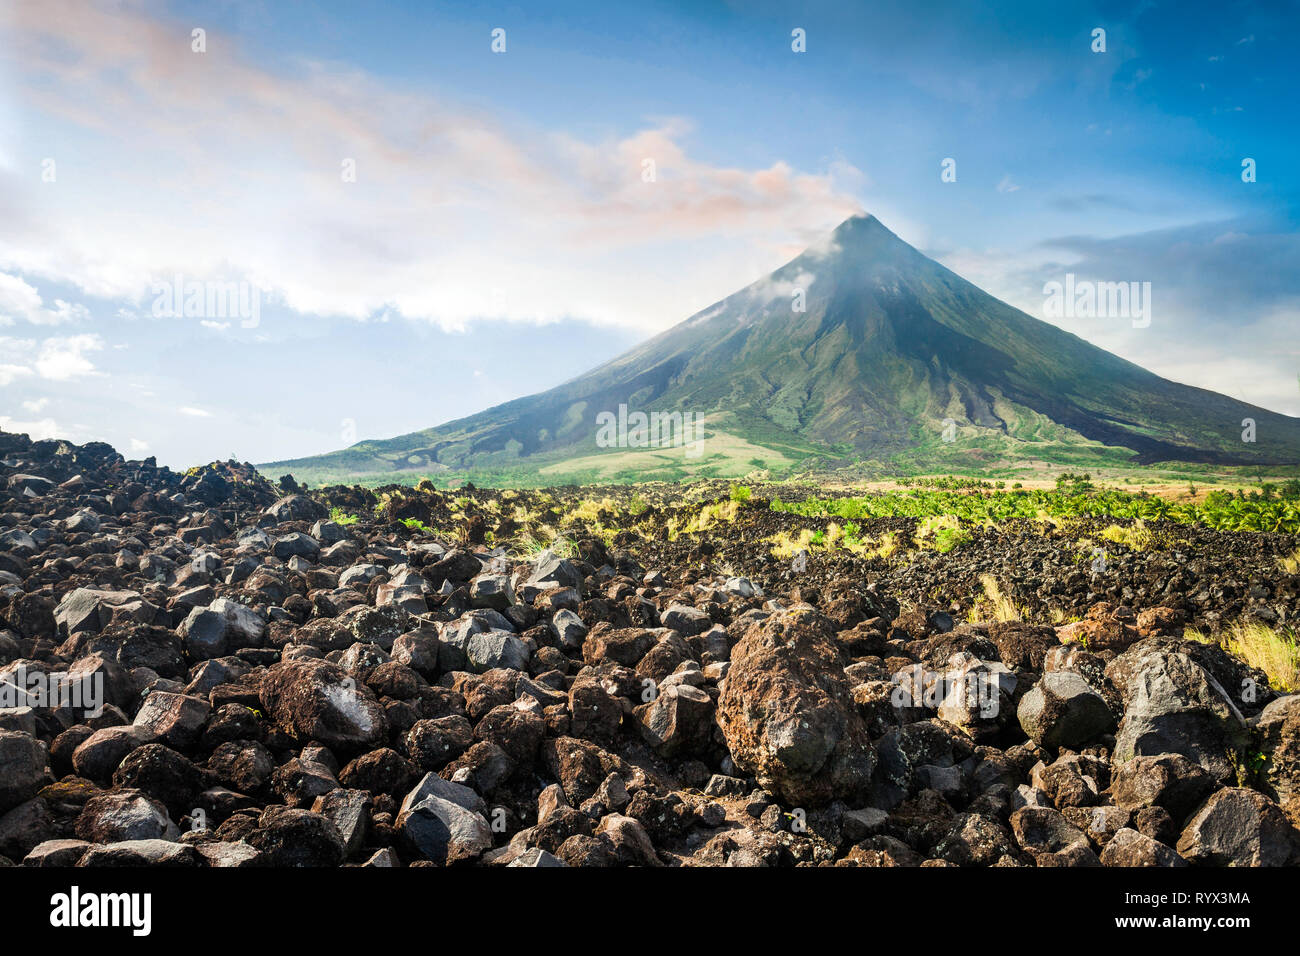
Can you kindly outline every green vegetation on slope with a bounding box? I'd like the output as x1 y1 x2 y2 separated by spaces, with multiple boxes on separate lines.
771 480 1300 534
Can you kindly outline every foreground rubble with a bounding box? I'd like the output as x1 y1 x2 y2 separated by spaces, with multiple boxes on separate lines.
1 431 1298 867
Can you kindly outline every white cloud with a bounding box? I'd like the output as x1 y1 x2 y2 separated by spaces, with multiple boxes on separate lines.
0 274 40 326
0 364 33 386
0 1 862 334
179 407 211 417
0 272 89 325
129 438 150 453
21 397 47 412
0 415 69 441
33 334 104 380
0 333 104 383
996 175 1021 194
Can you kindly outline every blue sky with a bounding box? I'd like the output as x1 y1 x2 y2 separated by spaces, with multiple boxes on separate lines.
0 0 1296 467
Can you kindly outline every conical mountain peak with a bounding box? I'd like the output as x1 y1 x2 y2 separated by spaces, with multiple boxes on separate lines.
782 213 927 283
271 217 1300 480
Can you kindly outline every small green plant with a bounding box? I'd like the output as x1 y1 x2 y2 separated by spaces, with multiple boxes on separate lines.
400 517 429 533
730 484 752 504
330 507 359 526
914 514 971 553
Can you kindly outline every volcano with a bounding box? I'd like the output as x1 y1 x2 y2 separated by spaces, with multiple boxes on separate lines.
265 215 1300 482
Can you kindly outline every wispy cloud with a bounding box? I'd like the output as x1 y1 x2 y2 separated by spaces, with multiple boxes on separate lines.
0 272 89 325
0 0 861 333
33 334 105 380
938 219 1300 416
0 415 74 441
0 333 104 383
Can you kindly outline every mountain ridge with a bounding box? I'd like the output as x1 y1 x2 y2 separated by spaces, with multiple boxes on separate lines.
263 215 1300 483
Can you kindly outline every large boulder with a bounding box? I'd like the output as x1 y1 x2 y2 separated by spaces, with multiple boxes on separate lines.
437 610 514 671
1100 828 1186 867
72 726 148 782
133 691 211 753
1112 649 1248 784
469 573 513 611
716 609 875 806
178 607 228 661
661 605 711 636
525 551 584 593
272 532 320 561
23 839 92 867
465 630 529 673
59 623 184 679
0 730 47 813
111 744 207 817
1009 806 1098 864
1017 671 1115 749
258 659 388 754
246 806 345 866
1109 753 1217 823
634 683 714 758
208 597 266 648
76 840 198 867
932 812 1018 866
266 494 327 522
582 626 655 667
1255 694 1300 806
54 588 150 637
75 790 178 843
312 789 372 860
1176 788 1299 866
396 774 492 865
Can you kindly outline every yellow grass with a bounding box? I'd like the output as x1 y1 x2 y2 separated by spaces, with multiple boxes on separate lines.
968 574 1024 624
668 499 740 539
1186 621 1300 693
1099 519 1153 551
767 527 898 561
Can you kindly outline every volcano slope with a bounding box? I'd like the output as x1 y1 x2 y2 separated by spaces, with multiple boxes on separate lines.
3 432 1300 867
266 214 1300 486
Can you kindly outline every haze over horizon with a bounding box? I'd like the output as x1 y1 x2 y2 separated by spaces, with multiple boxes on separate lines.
1 0 1297 468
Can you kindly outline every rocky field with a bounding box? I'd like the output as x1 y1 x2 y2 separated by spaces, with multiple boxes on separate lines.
2 430 1299 868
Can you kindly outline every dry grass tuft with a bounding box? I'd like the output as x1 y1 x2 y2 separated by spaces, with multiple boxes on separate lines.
1186 620 1300 693
968 574 1024 624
